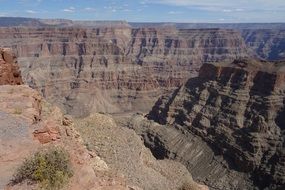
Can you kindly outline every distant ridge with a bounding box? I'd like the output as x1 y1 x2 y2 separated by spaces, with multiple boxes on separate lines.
0 17 46 27
129 22 285 30
1 17 285 29
0 17 130 28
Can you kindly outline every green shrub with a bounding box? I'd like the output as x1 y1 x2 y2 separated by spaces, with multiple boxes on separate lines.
13 107 22 115
12 147 73 190
179 181 200 190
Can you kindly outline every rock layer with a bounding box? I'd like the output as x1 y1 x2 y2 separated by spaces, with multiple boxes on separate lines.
0 49 138 190
0 27 250 116
0 48 22 85
0 48 206 190
242 29 285 61
147 59 285 189
127 114 255 190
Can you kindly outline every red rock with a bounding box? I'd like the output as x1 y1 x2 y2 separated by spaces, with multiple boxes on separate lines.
33 120 60 144
0 48 23 85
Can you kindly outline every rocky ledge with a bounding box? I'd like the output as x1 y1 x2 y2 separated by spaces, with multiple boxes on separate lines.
0 49 137 190
0 48 22 85
144 59 285 189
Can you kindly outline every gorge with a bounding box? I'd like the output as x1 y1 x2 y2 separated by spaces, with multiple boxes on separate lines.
0 17 284 190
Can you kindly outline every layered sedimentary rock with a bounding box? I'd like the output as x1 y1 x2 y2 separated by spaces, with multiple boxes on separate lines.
146 59 285 189
127 114 255 189
0 49 207 190
0 48 139 190
0 27 250 116
242 29 285 61
0 48 22 85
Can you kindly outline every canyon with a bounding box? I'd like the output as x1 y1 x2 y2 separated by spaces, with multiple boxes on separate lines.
0 18 285 190
142 59 285 189
0 26 251 116
0 48 205 190
0 19 284 117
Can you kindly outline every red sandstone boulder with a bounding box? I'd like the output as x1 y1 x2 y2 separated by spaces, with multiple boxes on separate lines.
0 48 22 85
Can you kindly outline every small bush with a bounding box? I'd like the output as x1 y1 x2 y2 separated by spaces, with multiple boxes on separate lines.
13 107 22 115
12 147 73 190
179 181 200 190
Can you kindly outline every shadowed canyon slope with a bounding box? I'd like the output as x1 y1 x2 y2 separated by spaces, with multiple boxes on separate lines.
143 59 285 189
0 26 250 116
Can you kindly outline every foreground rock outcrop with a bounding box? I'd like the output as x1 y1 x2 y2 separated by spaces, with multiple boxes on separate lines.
1 85 143 190
74 113 208 190
136 59 285 189
0 48 22 85
0 27 250 116
0 49 135 190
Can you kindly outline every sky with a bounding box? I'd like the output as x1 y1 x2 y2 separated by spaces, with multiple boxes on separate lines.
0 0 285 23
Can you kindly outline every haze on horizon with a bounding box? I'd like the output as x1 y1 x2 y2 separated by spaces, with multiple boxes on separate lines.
0 0 284 23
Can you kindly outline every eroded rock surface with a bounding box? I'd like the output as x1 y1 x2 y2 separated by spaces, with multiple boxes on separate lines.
0 27 250 116
0 50 138 190
0 84 140 190
0 48 207 190
143 59 285 189
127 114 255 190
242 29 285 61
74 113 208 190
0 48 22 85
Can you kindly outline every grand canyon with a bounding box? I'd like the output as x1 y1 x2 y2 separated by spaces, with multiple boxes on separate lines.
0 17 284 190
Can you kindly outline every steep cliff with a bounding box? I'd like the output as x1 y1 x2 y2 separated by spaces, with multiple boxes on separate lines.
0 27 250 116
0 48 138 190
242 29 285 61
145 59 285 189
0 48 22 85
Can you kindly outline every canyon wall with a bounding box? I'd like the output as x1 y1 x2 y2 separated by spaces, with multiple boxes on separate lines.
145 59 285 189
242 29 285 61
0 48 145 190
0 27 249 116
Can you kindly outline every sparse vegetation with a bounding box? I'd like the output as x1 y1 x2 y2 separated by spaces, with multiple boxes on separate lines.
12 147 73 190
13 107 22 115
179 181 200 190
84 142 93 151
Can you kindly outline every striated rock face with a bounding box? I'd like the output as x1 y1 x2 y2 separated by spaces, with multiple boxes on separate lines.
147 59 285 189
242 29 285 61
0 50 139 190
0 27 250 116
0 49 205 190
0 48 22 85
127 114 255 189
